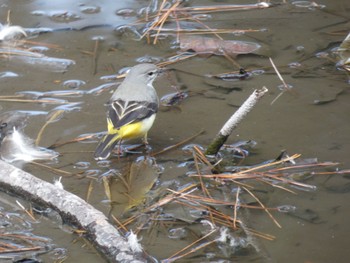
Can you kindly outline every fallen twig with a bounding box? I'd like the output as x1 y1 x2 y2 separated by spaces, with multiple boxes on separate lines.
0 160 150 262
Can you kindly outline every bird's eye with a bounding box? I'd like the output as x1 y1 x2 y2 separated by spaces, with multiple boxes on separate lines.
148 71 154 76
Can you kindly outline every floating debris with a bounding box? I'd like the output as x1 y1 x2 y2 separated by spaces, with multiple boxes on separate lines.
0 128 58 163
127 230 143 253
0 71 19 78
62 79 86 89
0 24 27 42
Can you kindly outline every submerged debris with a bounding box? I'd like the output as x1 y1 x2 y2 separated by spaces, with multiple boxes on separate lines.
206 68 253 81
160 91 188 107
179 35 261 56
110 145 348 262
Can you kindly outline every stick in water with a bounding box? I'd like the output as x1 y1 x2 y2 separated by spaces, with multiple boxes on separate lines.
205 87 268 155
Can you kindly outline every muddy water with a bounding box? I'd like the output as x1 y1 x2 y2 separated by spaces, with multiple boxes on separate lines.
0 1 349 262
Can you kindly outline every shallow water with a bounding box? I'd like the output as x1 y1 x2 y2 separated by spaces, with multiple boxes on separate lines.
0 1 349 262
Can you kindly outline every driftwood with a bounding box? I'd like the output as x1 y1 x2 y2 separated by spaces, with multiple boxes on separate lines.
0 159 151 263
205 87 268 155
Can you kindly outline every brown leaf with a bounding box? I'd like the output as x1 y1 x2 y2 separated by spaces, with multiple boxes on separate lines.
179 35 261 56
110 159 159 215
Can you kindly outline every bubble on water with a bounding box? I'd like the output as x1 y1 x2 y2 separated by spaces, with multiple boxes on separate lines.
48 247 68 260
206 252 216 259
315 51 329 58
149 33 170 40
96 160 112 168
0 71 19 78
232 30 246 36
168 227 187 239
291 1 325 10
192 14 212 20
48 10 81 23
288 62 302 68
177 161 194 168
114 25 142 39
80 5 101 14
52 102 82 114
330 47 339 53
100 169 120 178
44 208 63 225
91 35 105 41
292 1 313 8
251 69 265 75
136 55 162 64
76 132 100 143
31 10 46 16
156 163 165 173
296 45 305 52
62 79 86 89
87 82 119 95
73 161 90 169
277 205 296 213
42 90 85 99
115 8 136 17
25 27 53 38
181 144 204 153
189 209 208 219
277 83 293 91
28 46 50 53
83 169 100 177
156 213 175 221
100 75 118 81
118 66 131 75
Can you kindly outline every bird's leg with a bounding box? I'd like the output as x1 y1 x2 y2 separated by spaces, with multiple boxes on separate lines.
112 139 126 158
143 133 152 154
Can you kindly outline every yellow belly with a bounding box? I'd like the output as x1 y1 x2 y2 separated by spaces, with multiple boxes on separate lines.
107 114 156 140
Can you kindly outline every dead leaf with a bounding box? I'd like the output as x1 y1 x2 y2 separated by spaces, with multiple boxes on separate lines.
110 159 159 215
179 35 261 56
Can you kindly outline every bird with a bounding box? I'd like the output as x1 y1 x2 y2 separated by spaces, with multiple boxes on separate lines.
94 63 161 160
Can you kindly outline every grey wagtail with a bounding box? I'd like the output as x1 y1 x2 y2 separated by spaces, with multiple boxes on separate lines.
94 63 161 160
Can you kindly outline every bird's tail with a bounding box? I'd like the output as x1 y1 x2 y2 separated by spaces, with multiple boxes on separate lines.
94 133 120 160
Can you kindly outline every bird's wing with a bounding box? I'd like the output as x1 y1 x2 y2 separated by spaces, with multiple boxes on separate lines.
108 99 158 129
